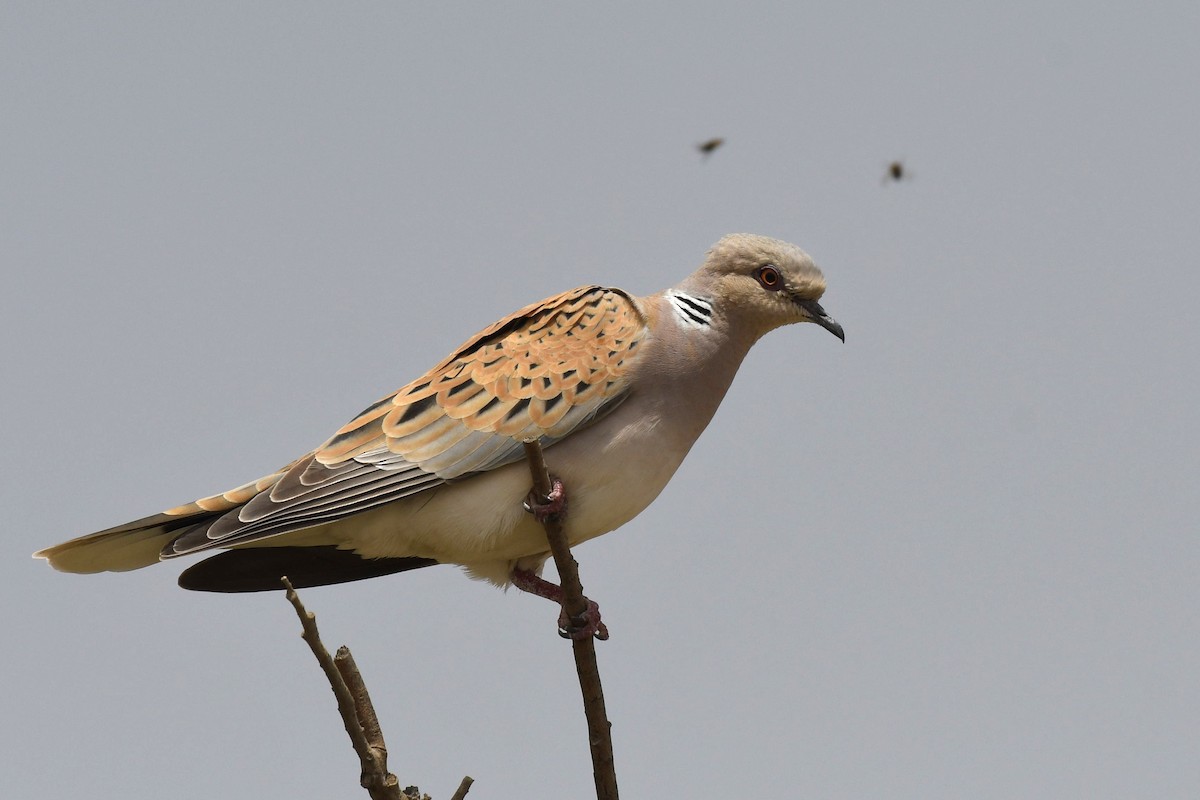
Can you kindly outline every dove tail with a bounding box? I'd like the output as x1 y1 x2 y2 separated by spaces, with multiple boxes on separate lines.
35 466 296 575
33 511 220 574
35 510 439 592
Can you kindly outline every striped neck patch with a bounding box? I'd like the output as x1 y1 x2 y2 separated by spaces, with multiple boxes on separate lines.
667 290 714 329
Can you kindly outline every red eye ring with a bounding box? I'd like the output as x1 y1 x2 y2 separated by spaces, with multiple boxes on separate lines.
756 265 783 291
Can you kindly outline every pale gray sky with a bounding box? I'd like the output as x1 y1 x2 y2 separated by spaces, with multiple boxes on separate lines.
4 3 1198 798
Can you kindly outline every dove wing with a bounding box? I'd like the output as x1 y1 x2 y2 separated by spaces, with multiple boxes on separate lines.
164 285 649 556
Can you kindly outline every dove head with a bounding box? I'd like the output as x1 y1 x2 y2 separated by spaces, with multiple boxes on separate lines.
683 233 844 342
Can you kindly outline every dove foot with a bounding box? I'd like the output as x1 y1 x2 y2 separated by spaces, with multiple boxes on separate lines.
510 568 609 641
558 597 609 641
522 477 567 523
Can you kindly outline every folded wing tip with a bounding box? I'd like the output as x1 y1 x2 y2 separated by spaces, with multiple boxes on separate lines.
178 546 439 593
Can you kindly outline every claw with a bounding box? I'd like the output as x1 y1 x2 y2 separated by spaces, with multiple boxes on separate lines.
511 567 609 641
523 476 567 524
558 598 609 641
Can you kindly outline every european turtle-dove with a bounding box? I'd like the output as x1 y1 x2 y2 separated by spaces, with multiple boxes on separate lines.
35 234 843 603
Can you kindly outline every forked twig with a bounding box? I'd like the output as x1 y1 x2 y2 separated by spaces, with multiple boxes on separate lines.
282 577 471 799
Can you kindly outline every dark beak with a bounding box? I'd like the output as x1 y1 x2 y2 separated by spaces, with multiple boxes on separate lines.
797 298 845 342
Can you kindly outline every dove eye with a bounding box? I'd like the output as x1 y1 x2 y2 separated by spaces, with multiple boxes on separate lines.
756 265 783 291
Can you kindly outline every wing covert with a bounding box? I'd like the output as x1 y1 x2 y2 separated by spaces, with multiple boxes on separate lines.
318 284 648 476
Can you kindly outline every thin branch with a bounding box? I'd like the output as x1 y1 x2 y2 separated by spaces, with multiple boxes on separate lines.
283 577 401 800
283 578 472 799
448 776 475 800
522 441 619 800
335 647 389 775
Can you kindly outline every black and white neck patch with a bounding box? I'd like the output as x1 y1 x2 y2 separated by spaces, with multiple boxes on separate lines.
667 290 714 329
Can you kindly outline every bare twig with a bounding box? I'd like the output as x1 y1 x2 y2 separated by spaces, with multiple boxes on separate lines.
335 648 389 772
282 577 472 799
448 776 475 800
522 441 619 800
283 577 401 799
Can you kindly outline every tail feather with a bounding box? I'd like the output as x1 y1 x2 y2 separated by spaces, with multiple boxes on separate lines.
35 465 297 575
34 511 220 574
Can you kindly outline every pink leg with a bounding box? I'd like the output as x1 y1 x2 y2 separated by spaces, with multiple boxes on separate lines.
511 568 609 641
